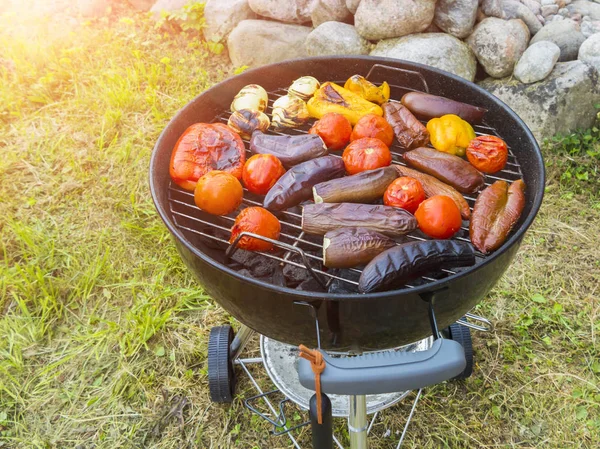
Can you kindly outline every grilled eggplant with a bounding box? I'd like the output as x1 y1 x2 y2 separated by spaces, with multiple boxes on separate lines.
358 240 476 293
382 102 429 151
228 109 270 140
250 132 328 168
263 156 345 211
403 147 485 194
312 166 398 204
401 92 487 124
323 228 398 268
302 203 417 237
470 179 526 253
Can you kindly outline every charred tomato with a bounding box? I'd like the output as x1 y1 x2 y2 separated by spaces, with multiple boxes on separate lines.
342 137 392 175
351 114 394 147
466 135 508 174
242 154 286 195
194 170 243 216
230 207 281 251
384 177 426 213
308 112 352 150
414 195 462 239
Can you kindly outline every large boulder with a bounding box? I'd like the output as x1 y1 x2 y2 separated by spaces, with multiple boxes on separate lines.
578 34 600 72
434 0 478 38
581 20 600 37
311 0 353 27
346 0 361 13
370 33 477 81
355 0 436 40
203 0 256 42
467 18 530 78
479 61 600 142
530 19 587 61
247 0 313 23
306 22 371 56
481 0 543 35
513 41 561 83
567 1 600 19
227 20 312 67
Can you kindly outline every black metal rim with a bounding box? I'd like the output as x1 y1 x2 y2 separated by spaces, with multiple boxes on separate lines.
149 55 546 301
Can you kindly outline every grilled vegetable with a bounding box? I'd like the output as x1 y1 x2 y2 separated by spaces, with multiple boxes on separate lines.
313 166 398 204
470 180 526 253
307 82 383 126
358 240 476 293
242 154 286 195
308 113 352 150
401 92 487 124
288 76 320 101
170 123 246 190
228 109 270 140
382 101 429 151
342 137 392 175
426 114 476 157
393 164 471 220
323 228 397 268
404 147 484 194
384 177 426 214
271 95 310 130
343 75 390 105
351 114 394 146
230 207 281 251
231 84 268 113
195 171 243 216
263 156 345 211
466 135 508 174
302 203 417 237
250 132 328 168
415 195 462 239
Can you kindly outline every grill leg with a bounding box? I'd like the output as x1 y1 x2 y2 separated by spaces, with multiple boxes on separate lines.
349 395 368 449
230 325 255 361
309 393 332 449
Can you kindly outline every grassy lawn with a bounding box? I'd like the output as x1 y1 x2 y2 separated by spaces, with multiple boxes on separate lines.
1 6 599 449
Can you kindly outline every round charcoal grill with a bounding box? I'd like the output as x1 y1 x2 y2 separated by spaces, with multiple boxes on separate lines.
150 57 544 448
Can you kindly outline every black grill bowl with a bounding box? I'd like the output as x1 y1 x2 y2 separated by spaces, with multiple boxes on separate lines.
150 56 544 351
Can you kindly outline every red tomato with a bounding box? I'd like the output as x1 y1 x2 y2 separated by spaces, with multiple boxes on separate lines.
342 137 392 175
351 114 394 147
242 154 286 195
230 207 281 251
170 122 246 191
384 177 426 213
466 135 508 173
415 195 462 239
308 113 353 150
194 171 243 216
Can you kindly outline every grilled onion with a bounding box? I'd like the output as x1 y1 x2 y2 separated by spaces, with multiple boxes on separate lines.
271 95 310 130
230 84 268 113
288 76 320 101
227 109 270 140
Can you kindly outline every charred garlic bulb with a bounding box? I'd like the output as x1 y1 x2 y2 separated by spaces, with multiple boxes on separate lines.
288 76 320 101
227 109 270 140
271 95 310 130
230 84 268 113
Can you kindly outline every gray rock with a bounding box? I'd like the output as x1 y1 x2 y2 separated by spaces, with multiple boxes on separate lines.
370 33 477 81
203 0 256 42
247 0 313 23
530 19 587 61
306 22 370 56
514 41 561 82
346 0 361 13
567 1 600 19
311 0 353 27
548 12 565 18
578 33 600 71
434 0 478 38
481 0 543 34
227 20 312 67
355 0 436 40
467 18 530 78
128 0 155 10
424 21 444 32
479 61 600 142
581 19 600 35
522 0 542 16
558 6 571 14
541 0 556 5
477 7 488 22
542 4 560 14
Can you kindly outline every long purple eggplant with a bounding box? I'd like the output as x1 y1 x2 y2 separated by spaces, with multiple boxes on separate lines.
313 166 398 204
263 156 345 211
323 228 398 268
401 92 487 124
250 131 328 167
358 240 476 293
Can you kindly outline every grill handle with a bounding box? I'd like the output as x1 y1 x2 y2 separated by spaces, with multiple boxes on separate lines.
365 64 430 94
297 339 465 395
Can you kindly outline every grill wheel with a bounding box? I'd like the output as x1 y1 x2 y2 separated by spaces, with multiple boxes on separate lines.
208 325 236 403
447 321 474 380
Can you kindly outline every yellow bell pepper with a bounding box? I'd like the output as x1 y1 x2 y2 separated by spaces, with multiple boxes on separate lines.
307 82 382 126
343 75 390 105
426 114 476 157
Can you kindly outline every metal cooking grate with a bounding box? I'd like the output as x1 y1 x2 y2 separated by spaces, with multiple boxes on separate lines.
167 78 523 293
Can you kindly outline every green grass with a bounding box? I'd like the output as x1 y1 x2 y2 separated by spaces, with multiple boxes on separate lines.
1 5 599 449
